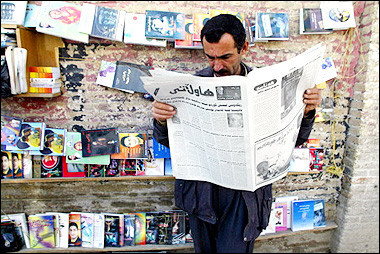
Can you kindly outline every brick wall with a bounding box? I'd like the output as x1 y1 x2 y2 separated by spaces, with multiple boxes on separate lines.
1 1 378 252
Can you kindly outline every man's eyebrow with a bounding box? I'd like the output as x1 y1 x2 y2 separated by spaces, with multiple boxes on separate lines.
204 53 233 59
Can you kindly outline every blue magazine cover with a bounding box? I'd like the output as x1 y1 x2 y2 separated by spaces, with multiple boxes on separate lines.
145 10 186 40
255 12 289 40
291 199 315 231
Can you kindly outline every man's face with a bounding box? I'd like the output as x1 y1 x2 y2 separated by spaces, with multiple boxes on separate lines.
69 225 78 240
202 33 248 77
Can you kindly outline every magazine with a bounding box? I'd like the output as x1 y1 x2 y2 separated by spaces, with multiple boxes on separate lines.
142 43 325 192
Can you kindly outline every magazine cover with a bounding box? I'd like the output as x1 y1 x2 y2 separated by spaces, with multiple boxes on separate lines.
96 61 117 89
124 13 167 47
175 18 203 49
28 214 56 248
81 128 120 157
118 159 137 176
6 122 45 151
11 152 23 178
1 1 27 25
1 213 30 249
255 12 289 41
29 128 66 156
1 115 23 147
41 155 63 178
80 213 94 248
36 1 89 43
145 212 159 244
274 202 287 231
133 212 146 245
105 159 120 177
145 10 186 40
87 164 105 177
157 212 173 245
124 213 136 246
79 3 125 41
171 210 186 244
1 151 14 179
68 213 82 247
291 200 315 232
314 199 326 228
111 133 148 159
23 3 41 27
44 212 69 248
300 8 333 34
104 214 121 247
66 132 110 165
192 13 210 42
320 1 356 30
93 214 105 249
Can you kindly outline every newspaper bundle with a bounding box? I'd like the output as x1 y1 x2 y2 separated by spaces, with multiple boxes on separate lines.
142 43 325 192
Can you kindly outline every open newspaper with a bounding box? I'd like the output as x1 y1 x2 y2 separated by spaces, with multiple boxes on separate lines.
142 43 325 192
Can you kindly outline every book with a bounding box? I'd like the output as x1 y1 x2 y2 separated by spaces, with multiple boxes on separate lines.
30 127 66 156
145 212 159 244
66 132 110 165
32 155 42 178
11 152 23 178
145 10 186 40
1 220 24 252
23 3 41 27
68 213 82 247
79 3 125 42
315 57 338 85
170 210 186 244
291 199 315 231
152 137 171 158
133 213 146 245
22 151 33 178
112 61 153 94
96 60 117 89
81 128 120 157
261 202 276 234
314 199 326 228
244 16 256 46
320 1 356 30
164 158 173 176
111 133 148 159
274 202 287 232
0 1 27 25
310 147 324 171
174 18 203 49
103 213 123 247
156 212 173 245
275 195 299 228
93 213 105 249
307 138 321 148
105 159 120 177
135 159 146 176
145 158 165 176
123 13 167 47
41 155 64 178
255 12 289 41
88 164 106 177
28 214 56 248
123 213 136 246
118 159 137 176
288 148 311 172
1 213 30 249
192 13 210 42
44 212 69 248
299 8 333 34
36 1 89 43
41 213 60 248
1 115 23 147
79 213 94 248
29 66 61 79
1 151 13 179
6 122 45 151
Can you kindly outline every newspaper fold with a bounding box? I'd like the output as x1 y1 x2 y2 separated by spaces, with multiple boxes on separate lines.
142 43 325 192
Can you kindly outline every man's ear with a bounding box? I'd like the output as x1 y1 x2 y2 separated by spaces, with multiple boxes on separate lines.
241 41 249 54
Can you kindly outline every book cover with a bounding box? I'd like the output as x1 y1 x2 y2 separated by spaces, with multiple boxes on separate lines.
45 212 69 248
310 147 324 171
291 200 315 232
170 210 186 244
274 202 288 232
36 1 89 43
112 61 153 94
157 212 173 245
63 161 87 178
1 115 23 147
93 213 105 249
1 213 30 249
1 151 14 179
6 122 45 151
261 202 276 234
32 155 42 178
320 1 356 30
174 18 203 49
209 9 245 24
66 132 110 166
111 133 148 159
118 159 137 176
103 214 121 247
300 8 333 34
29 127 66 156
152 137 171 158
144 158 165 176
244 16 256 46
192 13 210 42
41 155 63 178
79 3 125 42
145 10 186 40
1 1 27 25
28 214 56 248
255 12 289 41
307 138 321 148
87 164 106 177
96 60 117 89
135 159 146 176
79 213 94 248
315 57 338 85
133 212 146 245
68 213 82 247
11 152 23 178
314 199 326 228
288 148 311 172
164 158 173 176
81 128 120 157
1 220 24 251
145 212 159 244
275 195 299 228
124 13 167 47
23 3 41 27
105 159 120 177
22 151 33 178
123 213 135 246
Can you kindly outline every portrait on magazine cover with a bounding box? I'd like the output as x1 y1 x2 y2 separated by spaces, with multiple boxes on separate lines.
92 6 118 39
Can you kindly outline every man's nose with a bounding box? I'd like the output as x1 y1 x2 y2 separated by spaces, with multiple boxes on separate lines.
213 60 224 72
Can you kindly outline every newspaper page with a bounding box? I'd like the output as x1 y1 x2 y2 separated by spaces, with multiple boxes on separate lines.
143 43 325 192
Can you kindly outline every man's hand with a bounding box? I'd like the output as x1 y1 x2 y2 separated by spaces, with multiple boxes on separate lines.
303 86 322 116
151 100 176 123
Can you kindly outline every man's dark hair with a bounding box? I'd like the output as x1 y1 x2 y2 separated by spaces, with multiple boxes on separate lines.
201 14 246 53
69 222 79 229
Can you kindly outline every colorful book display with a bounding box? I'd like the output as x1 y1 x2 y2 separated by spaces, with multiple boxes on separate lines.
28 67 62 94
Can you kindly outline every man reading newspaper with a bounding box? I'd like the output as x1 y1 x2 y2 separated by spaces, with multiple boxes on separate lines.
150 14 322 253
